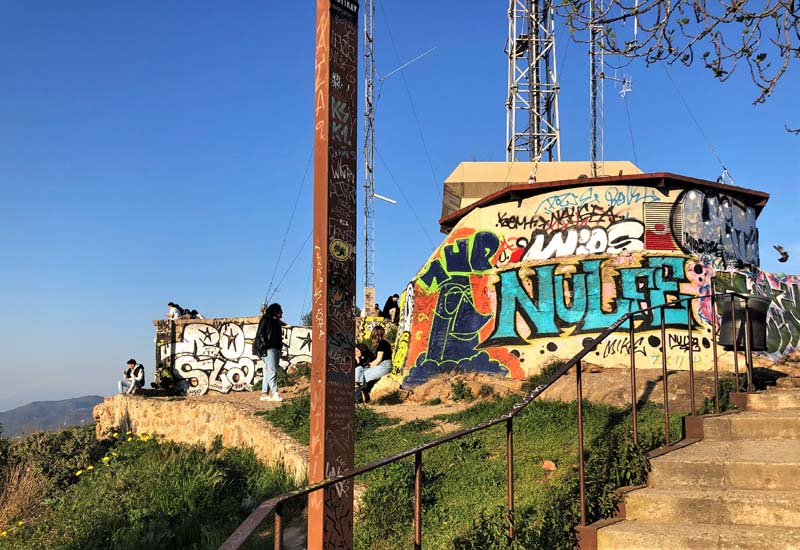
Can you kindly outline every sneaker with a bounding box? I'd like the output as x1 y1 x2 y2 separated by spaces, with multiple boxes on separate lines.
259 395 271 402
271 394 283 402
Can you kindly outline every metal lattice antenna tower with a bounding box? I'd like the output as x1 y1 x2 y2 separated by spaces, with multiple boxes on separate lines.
589 0 603 177
363 0 376 311
506 0 561 163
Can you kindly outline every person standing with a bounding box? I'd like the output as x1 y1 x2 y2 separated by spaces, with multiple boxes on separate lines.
355 326 393 402
118 359 145 395
253 303 284 402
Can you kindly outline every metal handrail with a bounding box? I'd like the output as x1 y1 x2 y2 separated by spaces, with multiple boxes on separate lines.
221 286 758 549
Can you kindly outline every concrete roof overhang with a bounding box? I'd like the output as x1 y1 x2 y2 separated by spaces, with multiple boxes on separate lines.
439 172 770 234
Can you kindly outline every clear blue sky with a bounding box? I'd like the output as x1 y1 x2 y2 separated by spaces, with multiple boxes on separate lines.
1 2 798 411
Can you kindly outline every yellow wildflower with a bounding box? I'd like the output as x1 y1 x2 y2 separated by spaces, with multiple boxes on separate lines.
86 465 94 471
1 531 7 537
111 452 118 457
112 432 119 438
102 456 110 464
127 437 132 442
76 470 83 477
16 521 23 527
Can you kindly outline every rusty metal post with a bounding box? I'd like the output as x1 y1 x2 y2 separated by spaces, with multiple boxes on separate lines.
629 315 638 445
731 294 740 393
308 1 360 548
687 305 696 415
506 417 515 542
576 360 587 527
274 503 283 550
660 313 670 446
744 301 754 393
711 289 720 414
414 451 422 550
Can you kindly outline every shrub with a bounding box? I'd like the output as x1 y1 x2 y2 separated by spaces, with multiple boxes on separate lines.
374 390 403 406
521 360 566 393
423 397 442 406
478 384 496 398
451 380 475 402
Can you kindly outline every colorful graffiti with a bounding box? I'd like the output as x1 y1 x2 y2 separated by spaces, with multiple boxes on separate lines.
677 189 759 267
717 271 800 358
158 320 312 396
392 181 781 387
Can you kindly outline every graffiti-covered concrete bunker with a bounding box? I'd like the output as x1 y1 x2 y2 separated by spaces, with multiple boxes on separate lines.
391 161 800 388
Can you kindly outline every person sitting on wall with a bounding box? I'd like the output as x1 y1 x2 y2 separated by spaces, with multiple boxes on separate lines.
354 343 376 403
166 302 181 320
118 359 145 395
355 326 393 403
373 303 382 317
254 303 284 402
189 309 204 319
381 294 400 323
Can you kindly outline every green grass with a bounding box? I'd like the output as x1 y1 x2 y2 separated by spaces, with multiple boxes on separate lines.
0 430 297 550
261 392 686 549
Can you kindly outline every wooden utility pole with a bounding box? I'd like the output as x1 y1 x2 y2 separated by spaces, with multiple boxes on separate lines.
308 0 359 548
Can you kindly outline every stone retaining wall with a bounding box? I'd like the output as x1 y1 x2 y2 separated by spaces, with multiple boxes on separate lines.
93 395 308 483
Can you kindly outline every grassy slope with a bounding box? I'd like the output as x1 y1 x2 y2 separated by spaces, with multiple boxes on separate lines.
0 428 297 550
263 393 686 549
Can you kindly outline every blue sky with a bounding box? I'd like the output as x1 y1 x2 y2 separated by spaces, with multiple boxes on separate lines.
1 2 798 411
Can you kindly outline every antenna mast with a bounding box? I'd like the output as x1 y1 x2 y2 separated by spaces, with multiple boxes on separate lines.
589 0 602 177
506 0 561 163
363 0 376 313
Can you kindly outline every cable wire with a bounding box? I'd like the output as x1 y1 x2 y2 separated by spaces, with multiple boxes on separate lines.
375 147 436 248
263 148 314 306
379 1 442 201
662 65 733 182
267 230 313 305
623 94 639 166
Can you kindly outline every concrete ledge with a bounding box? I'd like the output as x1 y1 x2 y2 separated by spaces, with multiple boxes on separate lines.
93 395 308 484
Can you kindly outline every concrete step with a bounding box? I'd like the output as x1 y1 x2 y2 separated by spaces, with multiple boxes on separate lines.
741 389 800 411
703 410 800 440
596 520 800 550
648 439 800 490
624 487 800 527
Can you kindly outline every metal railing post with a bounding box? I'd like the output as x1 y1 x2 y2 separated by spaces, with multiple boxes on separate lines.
660 313 670 447
576 360 587 527
274 503 283 550
711 288 720 414
744 301 754 393
688 305 696 415
507 417 515 542
731 294 740 393
414 451 422 550
629 314 638 444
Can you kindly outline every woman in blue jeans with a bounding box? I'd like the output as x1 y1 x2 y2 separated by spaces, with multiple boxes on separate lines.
253 303 284 402
355 325 392 403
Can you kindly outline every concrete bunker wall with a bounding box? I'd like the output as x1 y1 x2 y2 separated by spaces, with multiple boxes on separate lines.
392 181 799 387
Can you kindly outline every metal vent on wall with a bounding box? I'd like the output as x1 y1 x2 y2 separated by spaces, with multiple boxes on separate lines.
644 202 680 251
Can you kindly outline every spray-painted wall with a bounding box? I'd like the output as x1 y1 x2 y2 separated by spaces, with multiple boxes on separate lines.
155 318 312 396
392 182 796 387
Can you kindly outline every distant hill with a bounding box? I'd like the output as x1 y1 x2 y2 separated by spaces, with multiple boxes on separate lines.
0 396 104 437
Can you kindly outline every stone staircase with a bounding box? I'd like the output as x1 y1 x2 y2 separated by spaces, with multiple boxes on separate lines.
593 385 800 549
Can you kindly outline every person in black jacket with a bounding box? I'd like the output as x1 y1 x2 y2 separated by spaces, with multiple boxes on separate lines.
118 359 145 395
253 303 284 402
381 294 400 323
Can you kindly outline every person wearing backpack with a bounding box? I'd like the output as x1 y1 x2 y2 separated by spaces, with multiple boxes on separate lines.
118 359 145 395
253 303 284 402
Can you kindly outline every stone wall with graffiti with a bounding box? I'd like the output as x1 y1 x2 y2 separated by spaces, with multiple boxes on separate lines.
716 270 800 360
155 318 312 396
391 182 789 387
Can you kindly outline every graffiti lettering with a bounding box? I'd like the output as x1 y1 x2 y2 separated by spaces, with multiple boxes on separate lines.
602 336 647 358
418 231 500 292
668 334 700 352
604 186 662 207
679 189 758 267
485 256 694 345
522 220 644 260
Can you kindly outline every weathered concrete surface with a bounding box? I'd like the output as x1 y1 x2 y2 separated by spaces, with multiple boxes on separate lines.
596 387 800 550
93 394 308 483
